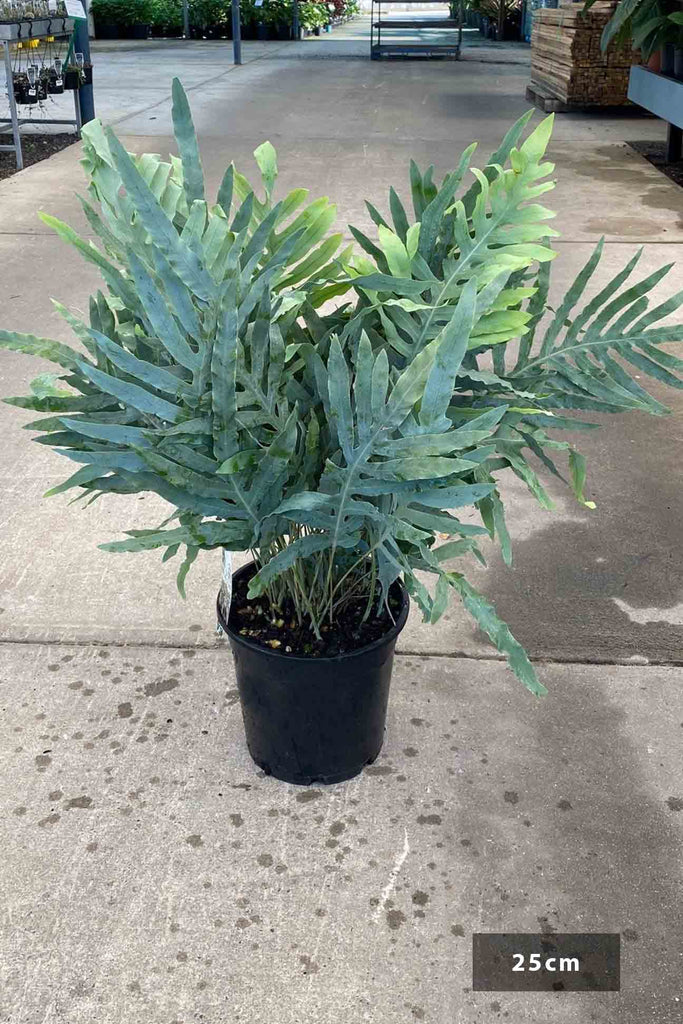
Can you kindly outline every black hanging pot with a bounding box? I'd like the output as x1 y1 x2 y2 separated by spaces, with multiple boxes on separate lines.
47 73 64 94
218 562 410 786
63 70 80 90
16 83 40 104
13 80 28 103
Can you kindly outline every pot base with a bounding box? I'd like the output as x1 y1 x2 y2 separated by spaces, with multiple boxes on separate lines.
250 747 382 786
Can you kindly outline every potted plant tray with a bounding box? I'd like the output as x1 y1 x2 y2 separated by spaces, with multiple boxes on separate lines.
0 16 73 38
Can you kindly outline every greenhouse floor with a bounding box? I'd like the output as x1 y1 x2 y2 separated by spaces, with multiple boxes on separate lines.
0 17 682 1023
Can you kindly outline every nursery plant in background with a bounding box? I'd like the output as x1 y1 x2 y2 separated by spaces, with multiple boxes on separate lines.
91 0 154 37
587 0 683 65
186 0 229 37
91 0 358 37
148 0 183 35
0 0 67 19
2 82 683 785
466 0 522 41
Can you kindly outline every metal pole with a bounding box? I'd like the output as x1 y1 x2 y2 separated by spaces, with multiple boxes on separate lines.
74 87 82 133
2 40 23 170
292 0 299 40
232 0 242 64
73 0 95 124
183 0 190 38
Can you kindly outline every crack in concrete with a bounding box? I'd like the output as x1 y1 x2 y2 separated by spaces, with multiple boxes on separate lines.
0 636 679 667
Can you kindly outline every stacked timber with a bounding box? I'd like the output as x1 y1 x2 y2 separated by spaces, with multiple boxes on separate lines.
529 1 640 108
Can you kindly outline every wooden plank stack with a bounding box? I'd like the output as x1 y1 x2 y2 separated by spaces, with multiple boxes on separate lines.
530 1 641 108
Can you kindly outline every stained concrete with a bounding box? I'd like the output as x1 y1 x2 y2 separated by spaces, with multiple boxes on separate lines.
1 645 682 1023
0 19 682 1024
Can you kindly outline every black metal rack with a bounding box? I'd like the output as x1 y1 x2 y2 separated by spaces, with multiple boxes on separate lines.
371 0 463 60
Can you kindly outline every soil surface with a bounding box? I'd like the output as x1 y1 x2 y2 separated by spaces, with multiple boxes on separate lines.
629 140 683 189
227 571 405 658
0 132 77 181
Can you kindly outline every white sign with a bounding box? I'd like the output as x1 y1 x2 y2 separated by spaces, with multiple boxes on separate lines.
64 0 87 19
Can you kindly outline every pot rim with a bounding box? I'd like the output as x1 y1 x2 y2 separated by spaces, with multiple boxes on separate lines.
218 560 410 664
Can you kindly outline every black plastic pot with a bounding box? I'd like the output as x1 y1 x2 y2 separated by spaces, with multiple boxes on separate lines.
192 23 223 38
15 80 40 104
155 24 184 36
122 22 151 38
218 562 410 785
63 69 79 90
95 21 119 37
273 21 291 39
13 82 29 104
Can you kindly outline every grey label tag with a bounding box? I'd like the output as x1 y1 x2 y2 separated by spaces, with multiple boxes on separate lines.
472 933 621 992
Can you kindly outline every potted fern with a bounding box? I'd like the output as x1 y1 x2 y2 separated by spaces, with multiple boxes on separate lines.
2 81 682 784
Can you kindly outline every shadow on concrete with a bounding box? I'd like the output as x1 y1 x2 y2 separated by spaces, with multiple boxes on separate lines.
435 655 682 1022
479 515 683 663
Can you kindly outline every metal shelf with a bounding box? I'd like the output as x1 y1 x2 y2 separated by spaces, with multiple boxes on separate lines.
370 0 463 60
371 44 460 58
0 20 81 171
372 19 459 27
0 17 74 40
628 65 683 162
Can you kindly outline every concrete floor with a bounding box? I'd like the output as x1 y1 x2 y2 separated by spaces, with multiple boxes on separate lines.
0 18 682 1024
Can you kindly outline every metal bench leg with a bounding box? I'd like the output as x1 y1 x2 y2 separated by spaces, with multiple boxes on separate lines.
3 40 23 171
666 123 682 163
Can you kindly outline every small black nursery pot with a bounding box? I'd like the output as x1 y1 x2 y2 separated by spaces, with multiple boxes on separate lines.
218 562 410 786
47 71 65 94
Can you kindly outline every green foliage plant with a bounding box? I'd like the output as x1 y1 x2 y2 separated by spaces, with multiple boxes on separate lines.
585 0 683 59
299 0 328 28
2 82 683 697
91 0 154 25
468 0 522 39
0 0 66 19
188 0 231 31
148 0 184 32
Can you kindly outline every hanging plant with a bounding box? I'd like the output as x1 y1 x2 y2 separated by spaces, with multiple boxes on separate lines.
0 0 67 21
46 57 64 92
